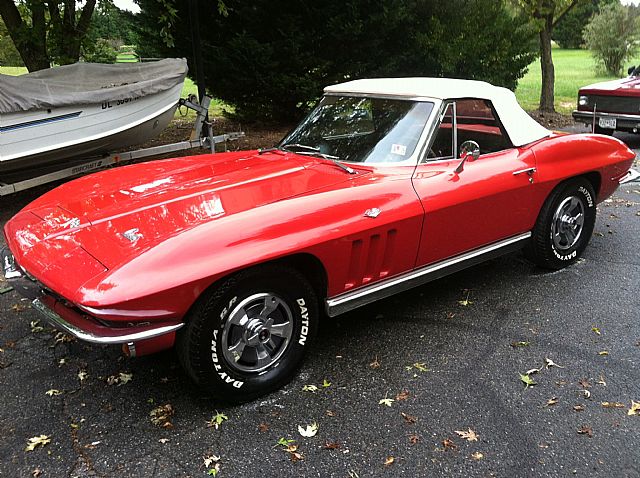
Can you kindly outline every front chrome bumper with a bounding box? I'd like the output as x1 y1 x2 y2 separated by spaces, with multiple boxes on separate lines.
1 247 183 345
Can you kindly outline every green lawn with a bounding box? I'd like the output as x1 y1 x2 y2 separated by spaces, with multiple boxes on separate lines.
515 49 640 114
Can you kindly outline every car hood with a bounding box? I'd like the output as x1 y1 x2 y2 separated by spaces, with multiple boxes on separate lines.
579 76 640 97
9 150 364 272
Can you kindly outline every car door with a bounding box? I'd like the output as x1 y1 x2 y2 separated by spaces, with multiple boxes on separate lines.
412 98 545 266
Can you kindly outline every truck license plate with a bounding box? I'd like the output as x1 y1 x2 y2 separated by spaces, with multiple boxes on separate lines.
598 117 616 129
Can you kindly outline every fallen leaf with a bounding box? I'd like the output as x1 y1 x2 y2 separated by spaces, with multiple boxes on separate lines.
471 451 484 460
12 303 27 312
30 320 43 333
31 468 41 477
206 411 228 430
455 428 478 442
298 422 319 438
276 437 296 448
204 455 221 476
106 372 133 386
412 362 429 372
25 435 51 452
574 404 585 412
325 410 336 417
442 438 457 450
77 371 88 382
322 379 331 388
302 384 318 393
598 351 609 356
53 332 74 345
408 434 420 444
158 438 170 444
628 401 640 416
45 389 62 397
369 357 381 369
379 398 395 407
150 404 174 428
324 441 341 450
258 422 269 432
544 358 564 369
577 425 593 437
545 397 559 407
597 375 607 386
592 326 601 335
395 390 410 401
511 341 530 348
525 368 541 375
84 441 101 449
401 412 417 424
520 373 537 389
601 402 625 409
383 456 395 466
578 379 591 389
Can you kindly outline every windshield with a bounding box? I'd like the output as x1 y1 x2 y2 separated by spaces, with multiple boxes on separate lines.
280 96 434 164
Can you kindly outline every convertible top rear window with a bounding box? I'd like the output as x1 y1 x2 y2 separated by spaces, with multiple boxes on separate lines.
281 96 434 164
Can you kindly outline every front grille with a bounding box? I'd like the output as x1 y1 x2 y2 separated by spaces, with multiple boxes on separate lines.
582 95 640 114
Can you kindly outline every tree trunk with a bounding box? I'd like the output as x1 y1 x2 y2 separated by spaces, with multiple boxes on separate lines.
0 0 49 71
539 14 555 113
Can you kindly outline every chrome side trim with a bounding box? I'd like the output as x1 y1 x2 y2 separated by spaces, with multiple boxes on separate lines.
31 298 184 345
325 232 531 317
620 169 640 184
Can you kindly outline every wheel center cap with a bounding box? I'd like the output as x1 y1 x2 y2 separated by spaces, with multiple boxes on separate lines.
244 318 271 346
258 329 270 343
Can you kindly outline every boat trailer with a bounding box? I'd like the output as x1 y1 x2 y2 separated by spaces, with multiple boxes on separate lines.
0 95 244 196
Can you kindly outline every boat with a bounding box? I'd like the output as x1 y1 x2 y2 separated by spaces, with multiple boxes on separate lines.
0 58 188 172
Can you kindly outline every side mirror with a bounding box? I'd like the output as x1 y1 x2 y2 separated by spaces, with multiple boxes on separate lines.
628 65 636 76
454 140 480 174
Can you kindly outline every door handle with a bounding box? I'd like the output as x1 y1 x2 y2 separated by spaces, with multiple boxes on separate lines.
513 167 537 176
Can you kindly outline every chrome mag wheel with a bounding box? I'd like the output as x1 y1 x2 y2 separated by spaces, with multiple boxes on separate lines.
551 195 585 251
220 292 293 374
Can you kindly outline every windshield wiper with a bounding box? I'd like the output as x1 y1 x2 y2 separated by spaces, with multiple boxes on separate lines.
280 143 356 174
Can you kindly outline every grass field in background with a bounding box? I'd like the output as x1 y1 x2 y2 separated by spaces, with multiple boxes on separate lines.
4 50 639 116
515 49 640 114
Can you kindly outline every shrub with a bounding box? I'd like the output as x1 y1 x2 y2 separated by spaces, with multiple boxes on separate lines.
83 38 118 64
583 3 639 76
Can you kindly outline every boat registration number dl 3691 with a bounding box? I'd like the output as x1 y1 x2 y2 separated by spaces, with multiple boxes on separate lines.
101 97 141 110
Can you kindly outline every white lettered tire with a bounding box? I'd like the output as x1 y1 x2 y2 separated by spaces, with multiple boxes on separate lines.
177 264 318 402
525 178 596 270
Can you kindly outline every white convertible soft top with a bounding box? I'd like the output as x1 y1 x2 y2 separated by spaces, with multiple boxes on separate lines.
325 78 551 147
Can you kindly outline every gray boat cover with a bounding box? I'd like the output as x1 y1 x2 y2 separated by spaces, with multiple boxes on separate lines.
0 58 188 114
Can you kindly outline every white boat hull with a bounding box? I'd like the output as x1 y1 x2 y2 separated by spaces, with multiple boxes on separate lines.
0 82 182 171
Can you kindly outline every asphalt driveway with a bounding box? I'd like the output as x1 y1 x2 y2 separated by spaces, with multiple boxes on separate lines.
0 132 638 478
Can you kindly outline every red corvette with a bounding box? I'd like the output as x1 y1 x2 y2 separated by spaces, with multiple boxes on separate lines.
573 66 640 135
2 78 635 402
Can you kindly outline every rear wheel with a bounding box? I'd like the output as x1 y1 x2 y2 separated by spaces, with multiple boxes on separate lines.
525 178 596 270
177 265 318 402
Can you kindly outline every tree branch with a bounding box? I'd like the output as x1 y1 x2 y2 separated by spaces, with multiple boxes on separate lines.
552 0 582 28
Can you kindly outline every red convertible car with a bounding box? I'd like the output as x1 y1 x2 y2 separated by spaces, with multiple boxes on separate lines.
573 66 640 135
2 78 635 402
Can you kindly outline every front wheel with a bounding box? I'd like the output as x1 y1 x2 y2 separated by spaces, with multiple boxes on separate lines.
525 178 597 270
177 265 319 402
